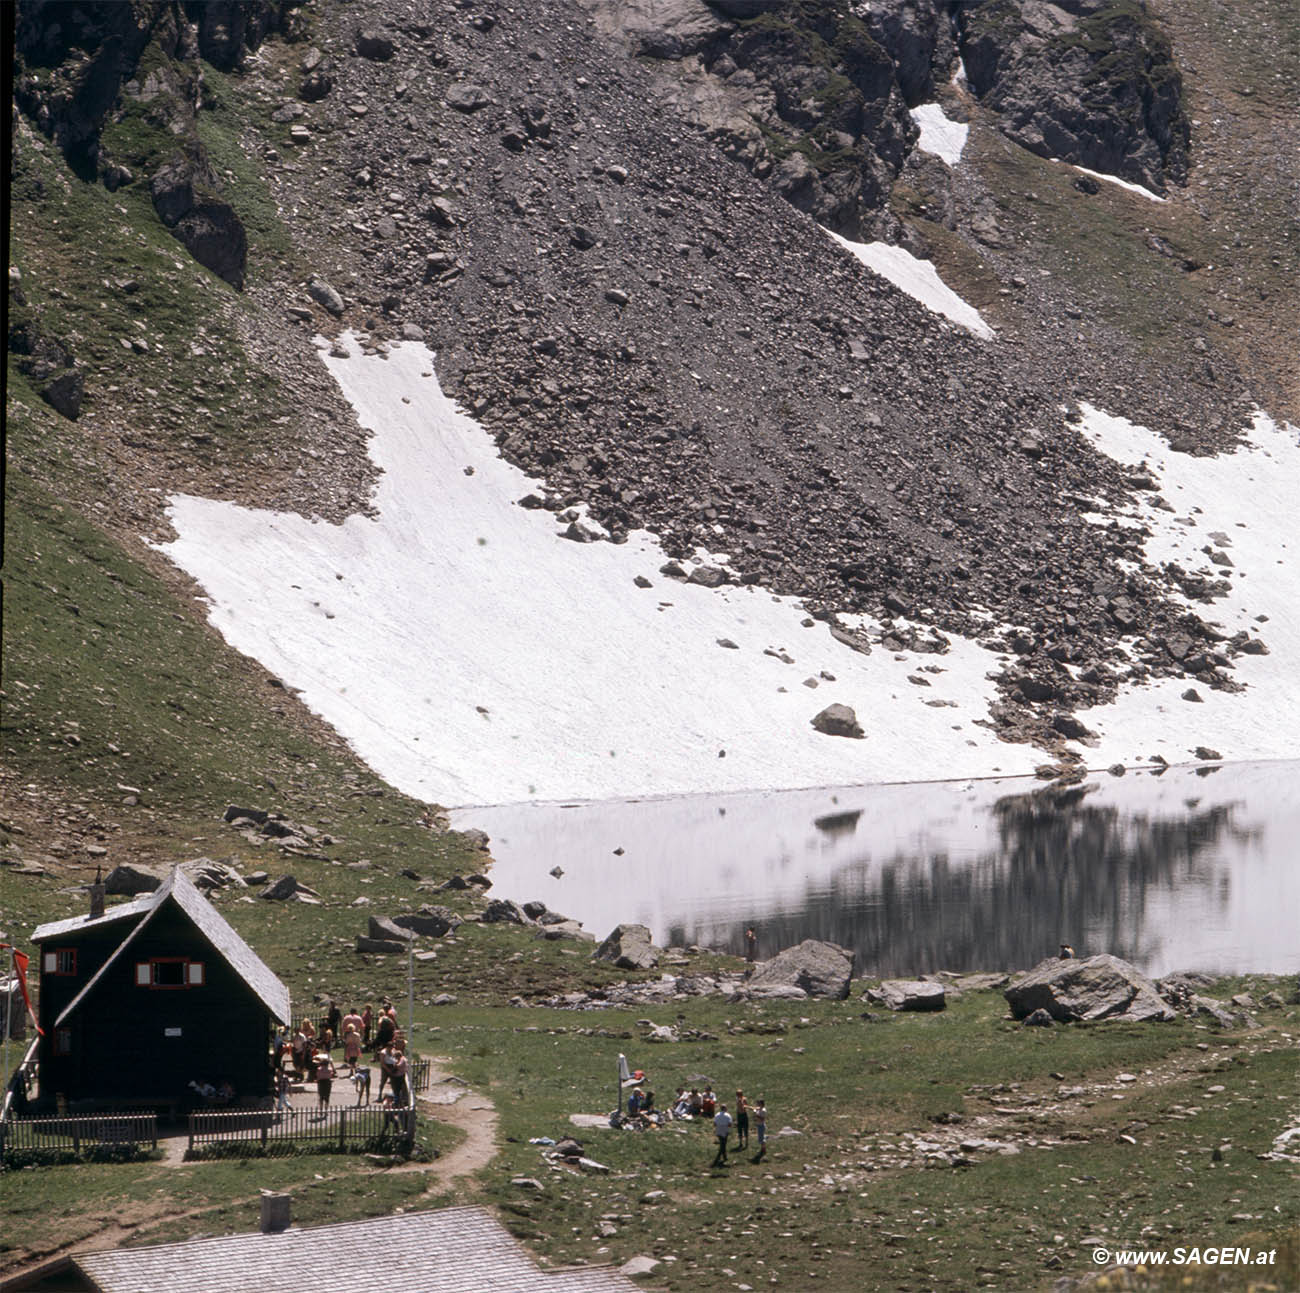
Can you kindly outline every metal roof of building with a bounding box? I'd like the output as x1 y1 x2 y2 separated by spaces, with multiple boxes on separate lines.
59 1207 644 1292
38 868 289 1026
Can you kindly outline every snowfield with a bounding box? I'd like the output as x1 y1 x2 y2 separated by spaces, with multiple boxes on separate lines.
1071 405 1300 767
158 335 1038 807
157 340 1299 809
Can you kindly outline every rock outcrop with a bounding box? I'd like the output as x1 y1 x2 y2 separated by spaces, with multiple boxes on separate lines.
957 0 1190 194
592 924 661 971
1005 953 1174 1022
748 939 854 999
868 978 946 1011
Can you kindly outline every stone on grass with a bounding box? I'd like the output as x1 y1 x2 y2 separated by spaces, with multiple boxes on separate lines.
392 907 460 937
481 898 531 925
869 979 946 1012
261 874 301 901
368 915 414 942
748 939 853 999
1005 953 1174 1023
592 923 660 970
621 1256 661 1279
356 936 408 954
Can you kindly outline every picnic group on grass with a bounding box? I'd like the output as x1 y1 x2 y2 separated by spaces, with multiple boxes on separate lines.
624 1081 769 1166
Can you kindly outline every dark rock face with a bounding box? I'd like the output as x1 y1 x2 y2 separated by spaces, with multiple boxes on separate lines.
1005 953 1174 1022
150 157 248 289
8 317 84 420
957 0 1190 193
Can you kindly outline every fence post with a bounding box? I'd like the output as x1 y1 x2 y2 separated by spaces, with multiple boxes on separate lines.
261 1111 268 1149
188 1114 195 1154
339 1106 347 1152
72 1118 80 1156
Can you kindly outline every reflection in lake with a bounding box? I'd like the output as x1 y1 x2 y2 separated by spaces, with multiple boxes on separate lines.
451 761 1300 977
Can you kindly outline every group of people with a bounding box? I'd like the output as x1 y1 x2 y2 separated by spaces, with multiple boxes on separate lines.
621 1082 768 1164
667 1086 767 1164
273 998 412 1111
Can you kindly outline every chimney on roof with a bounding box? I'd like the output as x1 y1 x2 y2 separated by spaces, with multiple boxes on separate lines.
260 1191 291 1234
89 867 106 920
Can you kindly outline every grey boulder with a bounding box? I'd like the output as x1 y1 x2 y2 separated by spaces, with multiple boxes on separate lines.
1005 954 1174 1023
592 923 660 971
868 979 946 1012
810 703 865 739
748 939 853 999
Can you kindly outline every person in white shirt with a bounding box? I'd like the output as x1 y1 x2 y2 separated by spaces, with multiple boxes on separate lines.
712 1103 733 1165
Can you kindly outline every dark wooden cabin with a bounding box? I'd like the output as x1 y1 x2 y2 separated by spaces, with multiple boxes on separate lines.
31 867 289 1112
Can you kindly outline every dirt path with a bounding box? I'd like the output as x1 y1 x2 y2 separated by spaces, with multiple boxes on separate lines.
1 1057 499 1282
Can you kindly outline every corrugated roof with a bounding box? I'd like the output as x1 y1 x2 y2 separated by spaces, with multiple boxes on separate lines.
72 1207 644 1292
52 868 289 1026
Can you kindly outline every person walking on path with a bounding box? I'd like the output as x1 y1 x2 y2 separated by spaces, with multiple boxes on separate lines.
753 1099 767 1158
734 1090 750 1148
712 1103 733 1166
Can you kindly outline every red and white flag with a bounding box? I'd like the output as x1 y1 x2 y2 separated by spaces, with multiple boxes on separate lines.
2 945 42 1036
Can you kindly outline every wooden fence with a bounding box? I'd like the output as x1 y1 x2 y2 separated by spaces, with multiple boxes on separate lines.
1 1111 157 1157
187 1103 415 1156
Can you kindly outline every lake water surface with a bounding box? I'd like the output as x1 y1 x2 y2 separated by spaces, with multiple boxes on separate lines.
451 761 1300 978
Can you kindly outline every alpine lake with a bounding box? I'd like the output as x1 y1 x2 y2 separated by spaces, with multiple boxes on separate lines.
452 759 1300 979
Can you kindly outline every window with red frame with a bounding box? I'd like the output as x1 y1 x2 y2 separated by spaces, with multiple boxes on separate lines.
42 948 77 975
135 958 205 988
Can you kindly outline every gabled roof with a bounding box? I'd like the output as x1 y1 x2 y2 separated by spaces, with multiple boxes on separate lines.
44 868 290 1026
6 1207 642 1293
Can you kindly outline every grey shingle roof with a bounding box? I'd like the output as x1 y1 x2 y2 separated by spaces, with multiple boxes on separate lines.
70 1207 643 1292
48 868 289 1026
32 894 155 942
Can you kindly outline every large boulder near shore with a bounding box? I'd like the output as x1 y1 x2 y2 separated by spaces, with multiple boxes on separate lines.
592 923 660 971
1005 953 1174 1023
481 898 532 925
868 979 946 1012
749 939 854 999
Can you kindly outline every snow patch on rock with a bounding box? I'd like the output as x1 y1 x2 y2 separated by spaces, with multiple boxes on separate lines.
826 229 994 339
